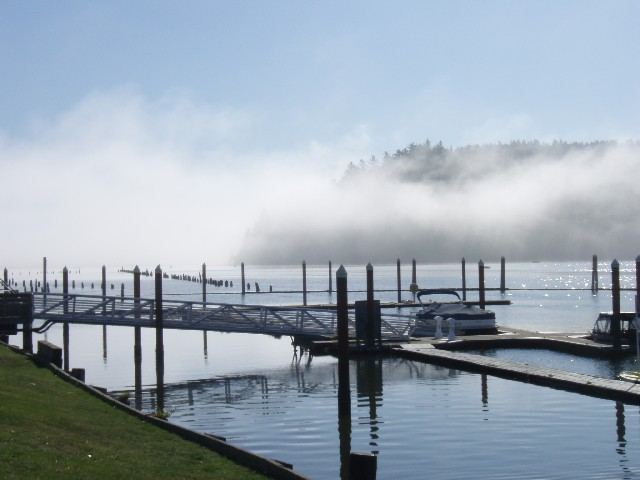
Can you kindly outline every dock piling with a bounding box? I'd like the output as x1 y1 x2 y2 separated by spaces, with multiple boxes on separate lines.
410 258 418 301
42 257 47 298
636 255 640 315
101 265 106 314
3 267 7 287
366 263 375 348
396 258 401 303
133 265 142 410
202 262 206 304
62 266 69 371
302 260 307 306
241 262 245 296
592 255 599 293
611 259 621 350
155 265 165 412
336 264 351 478
500 256 506 293
479 260 486 310
461 257 467 301
329 261 333 295
120 283 124 302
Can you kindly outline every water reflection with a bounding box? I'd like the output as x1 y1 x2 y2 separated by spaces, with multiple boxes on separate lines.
356 358 383 452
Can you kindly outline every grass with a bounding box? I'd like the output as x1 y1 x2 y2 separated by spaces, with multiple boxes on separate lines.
0 345 268 480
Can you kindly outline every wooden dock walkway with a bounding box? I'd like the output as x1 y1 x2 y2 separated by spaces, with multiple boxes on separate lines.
393 343 640 404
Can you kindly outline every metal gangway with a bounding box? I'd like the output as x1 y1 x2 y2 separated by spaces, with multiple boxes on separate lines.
29 292 415 341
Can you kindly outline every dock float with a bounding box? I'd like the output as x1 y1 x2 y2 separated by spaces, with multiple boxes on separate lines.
393 344 640 404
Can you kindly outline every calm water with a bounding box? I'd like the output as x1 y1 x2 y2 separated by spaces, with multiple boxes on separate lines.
5 261 640 478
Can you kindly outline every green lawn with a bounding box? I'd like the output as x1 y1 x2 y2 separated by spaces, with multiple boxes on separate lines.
0 345 268 480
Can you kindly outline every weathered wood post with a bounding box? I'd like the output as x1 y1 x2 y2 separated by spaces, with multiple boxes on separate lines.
302 260 307 306
461 257 467 301
500 256 506 293
133 265 142 410
336 265 351 479
396 258 402 304
329 261 333 295
366 263 375 348
120 283 124 302
592 255 599 293
202 262 208 358
611 259 621 350
410 258 418 301
350 452 377 480
155 265 165 412
478 260 486 310
241 262 245 295
2 267 7 287
62 266 69 371
101 265 107 314
22 291 33 353
42 257 47 297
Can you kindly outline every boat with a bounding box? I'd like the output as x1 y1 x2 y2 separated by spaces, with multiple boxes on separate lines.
618 371 640 383
413 289 497 337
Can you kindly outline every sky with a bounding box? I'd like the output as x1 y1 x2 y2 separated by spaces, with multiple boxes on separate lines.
1 1 639 267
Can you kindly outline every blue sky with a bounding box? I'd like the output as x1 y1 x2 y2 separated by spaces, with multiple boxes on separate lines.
2 1 640 265
2 1 639 153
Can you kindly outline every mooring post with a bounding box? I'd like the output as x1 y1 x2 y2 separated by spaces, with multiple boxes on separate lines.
500 256 506 293
636 255 640 315
366 263 375 348
62 266 69 371
611 259 621 350
592 254 599 293
461 257 467 301
329 260 333 295
202 262 207 304
410 258 418 301
479 260 486 310
350 452 377 480
42 256 47 297
241 262 245 295
155 265 165 413
396 258 402 304
22 291 33 353
120 283 124 302
133 265 142 410
2 267 7 286
336 265 352 479
302 260 307 306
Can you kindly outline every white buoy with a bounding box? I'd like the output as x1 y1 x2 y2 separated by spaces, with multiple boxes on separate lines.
447 317 456 341
434 316 443 339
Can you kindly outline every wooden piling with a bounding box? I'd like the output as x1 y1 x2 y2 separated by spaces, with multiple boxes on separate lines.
62 266 69 371
366 263 375 347
396 258 401 303
636 255 640 315
202 263 207 304
133 265 142 410
461 257 467 301
479 260 486 310
241 262 245 295
500 256 506 293
611 259 621 350
302 260 307 306
336 264 351 480
155 265 165 412
350 452 377 480
42 257 47 296
2 267 7 286
101 265 106 314
328 261 333 294
22 292 33 353
592 255 599 293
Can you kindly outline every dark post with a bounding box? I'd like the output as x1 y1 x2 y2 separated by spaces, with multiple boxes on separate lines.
329 261 333 294
101 265 107 314
592 255 599 293
62 266 69 371
350 452 377 480
366 263 375 348
202 262 207 304
2 267 7 286
410 258 418 301
336 265 351 479
611 259 621 350
133 265 142 410
461 257 467 301
479 260 486 310
155 265 165 412
500 256 506 293
241 262 245 295
22 293 33 353
42 257 47 296
396 258 401 303
302 260 307 306
120 283 124 302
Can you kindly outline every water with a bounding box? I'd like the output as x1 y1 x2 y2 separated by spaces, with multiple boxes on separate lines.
5 261 640 478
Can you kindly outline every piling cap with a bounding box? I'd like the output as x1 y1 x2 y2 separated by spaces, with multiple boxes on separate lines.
462 257 465 262
336 265 347 279
202 262 206 268
63 266 68 273
133 265 140 274
636 255 640 262
155 264 162 274
612 259 619 268
366 262 373 271
479 259 484 266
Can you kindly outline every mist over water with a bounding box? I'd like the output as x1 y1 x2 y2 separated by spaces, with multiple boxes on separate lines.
2 91 639 266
